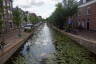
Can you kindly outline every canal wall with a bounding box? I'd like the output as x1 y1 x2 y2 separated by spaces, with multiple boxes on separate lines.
0 23 44 64
52 25 96 54
0 33 33 64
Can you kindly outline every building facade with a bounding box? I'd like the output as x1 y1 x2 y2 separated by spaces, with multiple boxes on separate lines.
3 0 13 32
76 0 96 30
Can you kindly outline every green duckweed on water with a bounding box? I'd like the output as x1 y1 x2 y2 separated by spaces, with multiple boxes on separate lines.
52 29 96 64
12 56 26 64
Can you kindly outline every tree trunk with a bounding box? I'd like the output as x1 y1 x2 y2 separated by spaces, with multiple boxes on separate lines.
18 26 21 37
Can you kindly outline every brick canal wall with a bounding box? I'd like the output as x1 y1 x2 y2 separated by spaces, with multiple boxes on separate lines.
0 23 43 64
52 25 96 54
0 33 33 64
0 23 44 64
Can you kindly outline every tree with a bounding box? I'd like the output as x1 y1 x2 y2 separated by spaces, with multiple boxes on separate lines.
38 16 43 22
63 0 78 17
29 15 38 24
13 7 22 27
13 7 22 36
24 15 28 23
47 0 78 30
48 3 66 29
54 3 65 29
63 0 78 31
0 0 4 37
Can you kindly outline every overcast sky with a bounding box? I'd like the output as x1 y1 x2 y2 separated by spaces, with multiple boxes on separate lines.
13 0 79 19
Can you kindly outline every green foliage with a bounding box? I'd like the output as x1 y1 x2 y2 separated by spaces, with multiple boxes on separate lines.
63 0 78 17
13 56 26 64
48 0 78 29
38 17 42 22
48 3 67 29
24 15 28 22
0 20 3 30
52 29 96 64
25 29 32 32
13 7 22 27
0 0 12 32
29 15 39 24
0 0 3 32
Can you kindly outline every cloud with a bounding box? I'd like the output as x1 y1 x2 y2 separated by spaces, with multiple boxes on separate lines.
13 0 45 8
30 1 45 6
13 0 62 18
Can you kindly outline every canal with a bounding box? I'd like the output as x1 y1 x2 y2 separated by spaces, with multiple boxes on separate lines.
6 23 96 64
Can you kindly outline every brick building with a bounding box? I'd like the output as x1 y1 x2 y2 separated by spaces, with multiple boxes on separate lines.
76 0 96 31
3 0 13 32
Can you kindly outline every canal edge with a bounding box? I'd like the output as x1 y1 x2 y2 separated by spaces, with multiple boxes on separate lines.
51 25 96 55
0 32 33 64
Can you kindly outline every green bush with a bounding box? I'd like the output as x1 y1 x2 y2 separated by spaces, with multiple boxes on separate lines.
25 29 32 32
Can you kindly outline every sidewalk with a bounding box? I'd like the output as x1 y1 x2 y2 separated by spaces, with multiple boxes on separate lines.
51 25 96 54
0 30 32 64
0 30 31 51
73 30 96 41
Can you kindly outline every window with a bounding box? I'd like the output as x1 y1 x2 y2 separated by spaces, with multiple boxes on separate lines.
87 7 91 15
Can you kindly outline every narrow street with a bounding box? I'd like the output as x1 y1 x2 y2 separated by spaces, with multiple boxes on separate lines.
6 23 96 64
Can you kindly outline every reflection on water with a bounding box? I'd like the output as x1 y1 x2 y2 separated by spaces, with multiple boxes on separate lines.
16 23 56 64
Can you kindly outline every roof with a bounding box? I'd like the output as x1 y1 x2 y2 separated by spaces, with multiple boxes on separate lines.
79 0 96 8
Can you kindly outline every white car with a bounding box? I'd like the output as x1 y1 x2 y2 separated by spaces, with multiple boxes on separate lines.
24 24 33 30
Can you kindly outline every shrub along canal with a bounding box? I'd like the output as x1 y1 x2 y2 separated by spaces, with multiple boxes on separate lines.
6 23 96 64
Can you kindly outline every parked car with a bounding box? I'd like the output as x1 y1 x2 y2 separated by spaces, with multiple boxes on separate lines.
24 24 33 31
